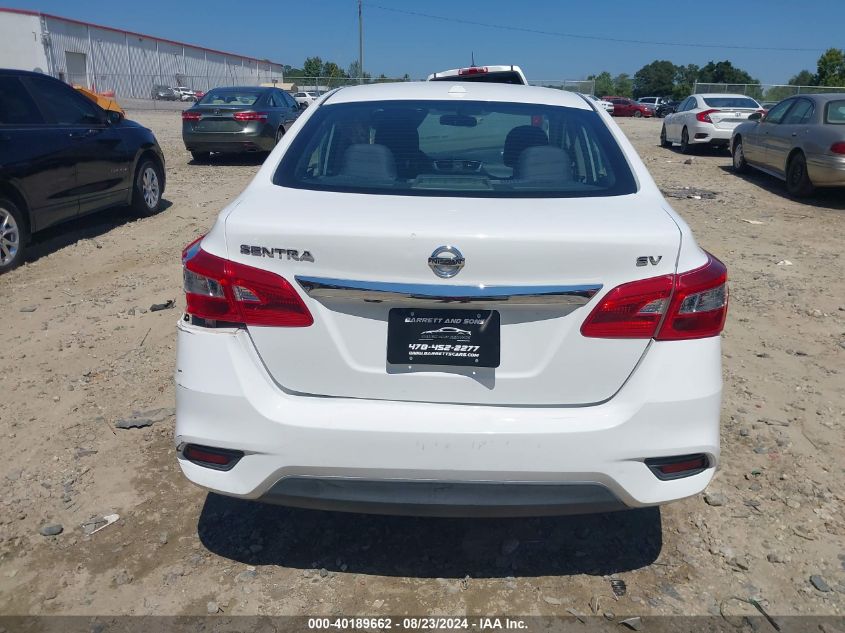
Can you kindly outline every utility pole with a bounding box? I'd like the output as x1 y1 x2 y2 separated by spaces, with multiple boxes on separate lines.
358 0 364 84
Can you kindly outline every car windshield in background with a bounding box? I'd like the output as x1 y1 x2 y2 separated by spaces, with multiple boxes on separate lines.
274 100 636 198
702 97 760 109
199 90 261 106
825 100 845 124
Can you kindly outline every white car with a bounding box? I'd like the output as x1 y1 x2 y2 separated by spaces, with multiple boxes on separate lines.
293 91 319 107
662 93 763 153
176 81 727 517
173 86 197 102
638 96 667 107
584 93 615 113
428 64 528 85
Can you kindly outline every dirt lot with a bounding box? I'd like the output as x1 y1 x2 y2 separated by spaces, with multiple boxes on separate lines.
0 112 843 620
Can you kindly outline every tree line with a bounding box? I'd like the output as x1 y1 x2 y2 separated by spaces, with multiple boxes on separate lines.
589 48 845 100
283 57 409 83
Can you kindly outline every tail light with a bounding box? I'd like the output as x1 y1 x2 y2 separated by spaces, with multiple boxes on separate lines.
182 238 312 327
696 109 721 123
458 66 488 76
181 110 201 121
232 111 269 122
581 253 728 340
830 142 845 154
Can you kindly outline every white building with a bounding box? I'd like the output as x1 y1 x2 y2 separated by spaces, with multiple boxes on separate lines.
0 7 284 97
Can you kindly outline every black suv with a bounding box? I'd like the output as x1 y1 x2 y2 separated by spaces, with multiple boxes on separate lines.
0 69 166 272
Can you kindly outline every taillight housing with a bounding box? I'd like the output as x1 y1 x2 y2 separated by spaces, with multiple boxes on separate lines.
696 109 720 123
581 253 728 340
232 111 269 122
181 110 201 121
182 238 313 327
830 141 845 154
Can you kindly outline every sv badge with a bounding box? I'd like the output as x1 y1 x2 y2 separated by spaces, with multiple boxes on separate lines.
636 255 663 267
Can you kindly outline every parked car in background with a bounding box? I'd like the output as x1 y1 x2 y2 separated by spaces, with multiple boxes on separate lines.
176 81 727 516
759 101 778 111
638 97 667 107
656 101 679 118
583 93 614 113
604 97 654 117
293 91 319 108
181 86 300 162
194 90 205 100
174 86 197 102
731 94 845 197
661 93 763 153
0 69 165 273
152 84 177 100
428 64 528 85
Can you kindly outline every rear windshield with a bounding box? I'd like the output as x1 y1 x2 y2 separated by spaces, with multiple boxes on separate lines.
273 99 637 198
199 90 262 106
702 97 760 109
825 100 845 124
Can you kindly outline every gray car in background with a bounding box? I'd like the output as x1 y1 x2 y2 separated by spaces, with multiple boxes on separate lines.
731 93 845 196
181 86 300 162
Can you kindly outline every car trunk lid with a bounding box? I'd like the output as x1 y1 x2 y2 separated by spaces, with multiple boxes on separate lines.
224 187 681 406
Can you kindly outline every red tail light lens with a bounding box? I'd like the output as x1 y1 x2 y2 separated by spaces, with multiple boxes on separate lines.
581 253 728 340
830 142 845 154
696 109 720 123
181 110 201 121
458 66 488 75
182 239 313 327
232 111 269 122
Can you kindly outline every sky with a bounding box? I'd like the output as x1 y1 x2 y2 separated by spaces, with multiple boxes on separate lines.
6 0 844 83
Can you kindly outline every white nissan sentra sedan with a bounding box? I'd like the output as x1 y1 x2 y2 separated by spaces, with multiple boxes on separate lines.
175 81 728 517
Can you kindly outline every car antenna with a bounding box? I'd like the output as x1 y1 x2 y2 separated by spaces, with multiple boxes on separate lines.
471 52 476 67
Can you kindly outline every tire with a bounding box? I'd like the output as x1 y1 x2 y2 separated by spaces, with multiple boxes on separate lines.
680 127 691 154
633 110 643 118
275 127 285 145
732 138 749 173
131 158 164 216
660 125 672 148
190 151 210 163
786 152 815 197
0 197 28 274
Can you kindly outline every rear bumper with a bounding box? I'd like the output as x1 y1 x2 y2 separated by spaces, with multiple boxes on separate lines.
807 153 845 186
174 320 722 516
688 122 732 144
182 129 274 153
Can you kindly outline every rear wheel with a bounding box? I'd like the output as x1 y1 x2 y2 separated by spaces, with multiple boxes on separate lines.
633 110 643 118
0 197 28 274
131 158 163 216
190 151 210 163
732 138 749 173
680 127 691 154
660 125 672 148
786 152 815 197
275 127 285 145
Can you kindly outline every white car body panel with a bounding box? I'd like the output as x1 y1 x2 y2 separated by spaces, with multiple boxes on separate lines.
177 81 722 515
664 93 762 146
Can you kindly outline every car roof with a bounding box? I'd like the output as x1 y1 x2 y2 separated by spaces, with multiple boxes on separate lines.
694 93 757 99
325 81 591 109
206 86 271 92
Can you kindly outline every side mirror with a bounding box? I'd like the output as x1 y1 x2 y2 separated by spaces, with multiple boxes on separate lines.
748 112 763 122
106 110 124 125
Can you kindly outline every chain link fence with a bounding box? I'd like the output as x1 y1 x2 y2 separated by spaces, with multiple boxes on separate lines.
528 79 596 95
693 82 845 103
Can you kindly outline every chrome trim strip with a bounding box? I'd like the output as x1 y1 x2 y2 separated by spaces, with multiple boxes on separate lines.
295 276 602 306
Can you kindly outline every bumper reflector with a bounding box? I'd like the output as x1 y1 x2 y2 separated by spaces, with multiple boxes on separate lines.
182 444 243 471
645 454 709 480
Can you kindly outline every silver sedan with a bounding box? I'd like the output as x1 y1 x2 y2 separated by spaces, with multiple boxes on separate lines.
731 93 845 196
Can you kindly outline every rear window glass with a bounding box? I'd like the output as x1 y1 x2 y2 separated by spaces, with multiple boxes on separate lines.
273 99 637 198
702 97 760 109
199 90 261 106
825 100 845 124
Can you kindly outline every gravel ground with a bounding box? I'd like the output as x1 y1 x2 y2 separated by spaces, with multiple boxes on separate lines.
0 111 843 619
